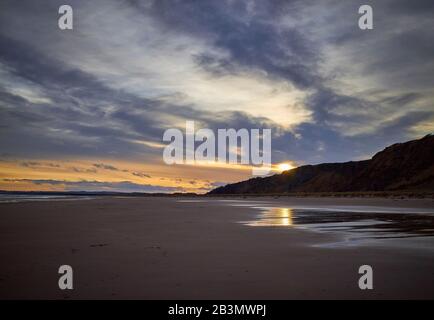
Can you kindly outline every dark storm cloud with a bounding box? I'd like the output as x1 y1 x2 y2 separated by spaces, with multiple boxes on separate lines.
123 0 434 157
0 34 168 160
0 0 433 170
0 28 278 161
142 0 322 88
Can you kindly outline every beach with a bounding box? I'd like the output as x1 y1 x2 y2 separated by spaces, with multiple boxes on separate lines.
1 196 434 299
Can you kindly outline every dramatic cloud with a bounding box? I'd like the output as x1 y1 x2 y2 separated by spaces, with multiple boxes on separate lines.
132 172 152 178
93 163 121 171
0 0 433 191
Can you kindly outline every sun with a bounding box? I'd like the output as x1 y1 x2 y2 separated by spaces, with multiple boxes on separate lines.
278 163 294 172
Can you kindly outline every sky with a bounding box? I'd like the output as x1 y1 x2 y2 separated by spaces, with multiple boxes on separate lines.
0 0 433 193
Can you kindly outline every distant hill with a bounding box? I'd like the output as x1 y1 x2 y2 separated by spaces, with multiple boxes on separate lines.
208 135 434 194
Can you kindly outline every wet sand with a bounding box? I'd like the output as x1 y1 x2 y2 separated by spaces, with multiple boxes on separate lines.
0 196 433 299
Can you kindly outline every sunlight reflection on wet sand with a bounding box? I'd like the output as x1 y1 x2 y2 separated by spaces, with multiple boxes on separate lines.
235 203 434 248
243 207 294 227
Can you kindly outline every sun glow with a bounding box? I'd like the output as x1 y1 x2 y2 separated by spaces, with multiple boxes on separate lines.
244 207 294 227
278 163 294 172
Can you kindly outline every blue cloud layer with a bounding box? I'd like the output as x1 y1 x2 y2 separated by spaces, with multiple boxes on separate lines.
0 0 433 169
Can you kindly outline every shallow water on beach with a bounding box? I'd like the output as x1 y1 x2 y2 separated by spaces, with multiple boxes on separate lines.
228 201 434 248
0 194 94 203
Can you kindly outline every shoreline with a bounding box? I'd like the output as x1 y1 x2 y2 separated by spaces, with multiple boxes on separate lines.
1 190 434 199
1 193 434 206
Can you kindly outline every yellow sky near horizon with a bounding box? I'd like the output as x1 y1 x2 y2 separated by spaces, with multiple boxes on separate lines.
0 158 296 193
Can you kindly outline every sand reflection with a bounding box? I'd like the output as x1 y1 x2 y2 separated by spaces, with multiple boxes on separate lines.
241 205 434 247
244 207 294 227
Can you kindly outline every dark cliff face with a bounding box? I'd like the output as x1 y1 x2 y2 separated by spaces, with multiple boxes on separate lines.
347 135 434 191
209 135 434 194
